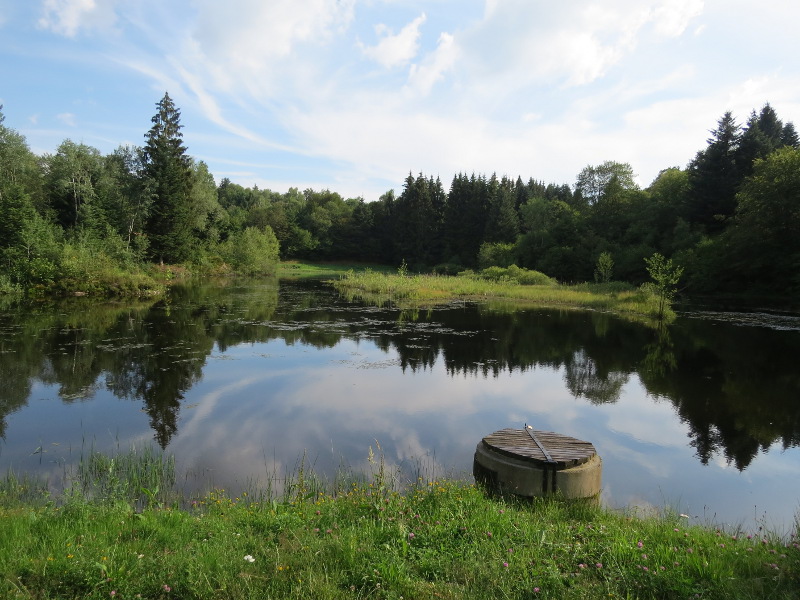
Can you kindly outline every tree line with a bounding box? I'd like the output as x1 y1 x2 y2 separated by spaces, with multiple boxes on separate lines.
1 94 798 301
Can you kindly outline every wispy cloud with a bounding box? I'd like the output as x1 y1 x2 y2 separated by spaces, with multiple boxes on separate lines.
38 0 117 37
359 13 427 69
56 112 77 127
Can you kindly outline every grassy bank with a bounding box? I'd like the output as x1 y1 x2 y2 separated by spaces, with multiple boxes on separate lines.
333 268 672 322
1 449 797 599
278 261 394 279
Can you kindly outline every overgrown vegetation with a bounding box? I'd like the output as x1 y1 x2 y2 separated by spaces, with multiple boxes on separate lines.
1 100 798 304
1 448 797 599
333 266 674 322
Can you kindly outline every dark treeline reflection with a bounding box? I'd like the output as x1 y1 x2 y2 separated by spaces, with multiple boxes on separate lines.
0 280 798 469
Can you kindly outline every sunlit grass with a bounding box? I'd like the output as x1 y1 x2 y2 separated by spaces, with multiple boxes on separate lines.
333 269 672 322
278 261 394 279
0 448 796 599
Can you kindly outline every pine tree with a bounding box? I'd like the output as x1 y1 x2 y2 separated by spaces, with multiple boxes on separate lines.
143 92 194 264
686 112 740 232
781 122 799 148
735 104 784 181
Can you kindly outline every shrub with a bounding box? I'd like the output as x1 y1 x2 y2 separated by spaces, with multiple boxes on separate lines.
477 242 516 269
221 226 280 275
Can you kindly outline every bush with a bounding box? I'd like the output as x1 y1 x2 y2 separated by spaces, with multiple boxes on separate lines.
477 242 516 269
465 265 557 286
221 226 280 275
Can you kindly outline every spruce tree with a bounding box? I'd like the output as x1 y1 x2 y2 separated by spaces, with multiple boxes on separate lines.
686 111 740 232
143 92 194 263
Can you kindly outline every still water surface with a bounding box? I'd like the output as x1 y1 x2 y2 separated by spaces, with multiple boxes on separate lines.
1 279 798 532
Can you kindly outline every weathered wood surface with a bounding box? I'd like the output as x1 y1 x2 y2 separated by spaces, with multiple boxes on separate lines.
481 427 596 470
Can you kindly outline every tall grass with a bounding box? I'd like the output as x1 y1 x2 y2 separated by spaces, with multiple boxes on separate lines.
0 447 797 599
334 269 671 322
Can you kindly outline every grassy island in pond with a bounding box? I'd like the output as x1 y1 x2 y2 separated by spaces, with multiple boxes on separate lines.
1 449 797 599
333 266 676 322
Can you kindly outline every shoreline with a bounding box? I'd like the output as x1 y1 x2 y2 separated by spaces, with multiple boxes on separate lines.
1 449 797 599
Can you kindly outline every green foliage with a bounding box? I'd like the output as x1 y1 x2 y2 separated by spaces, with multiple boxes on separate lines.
477 241 516 269
594 251 614 283
143 92 194 264
575 160 638 205
475 265 556 286
221 226 280 275
2 98 799 304
644 252 684 321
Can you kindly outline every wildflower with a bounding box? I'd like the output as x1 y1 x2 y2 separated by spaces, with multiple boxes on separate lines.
578 563 586 569
719 543 725 548
503 562 509 568
642 554 647 560
534 587 540 593
637 541 643 549
595 563 602 568
508 548 513 553
486 532 493 538
408 532 415 540
163 585 171 592
244 555 255 563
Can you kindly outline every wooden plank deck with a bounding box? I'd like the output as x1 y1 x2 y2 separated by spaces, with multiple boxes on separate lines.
481 427 596 469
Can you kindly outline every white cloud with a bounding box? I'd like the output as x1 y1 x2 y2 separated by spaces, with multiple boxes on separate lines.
38 0 116 37
406 31 457 96
651 0 704 37
188 0 355 97
360 13 427 69
57 112 77 127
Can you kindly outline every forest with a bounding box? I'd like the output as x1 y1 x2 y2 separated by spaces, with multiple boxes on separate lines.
1 93 798 304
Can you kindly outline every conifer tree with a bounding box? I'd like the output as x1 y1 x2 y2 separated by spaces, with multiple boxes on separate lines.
686 112 740 232
143 92 194 263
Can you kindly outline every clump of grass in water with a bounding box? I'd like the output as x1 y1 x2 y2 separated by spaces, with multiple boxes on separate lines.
72 445 176 509
0 469 50 507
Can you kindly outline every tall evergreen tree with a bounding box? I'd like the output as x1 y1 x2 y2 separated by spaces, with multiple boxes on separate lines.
686 112 741 232
143 92 194 263
735 104 784 181
781 122 799 148
484 174 519 243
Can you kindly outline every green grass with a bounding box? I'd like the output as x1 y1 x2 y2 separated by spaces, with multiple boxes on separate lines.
1 448 797 599
278 261 395 279
333 269 673 322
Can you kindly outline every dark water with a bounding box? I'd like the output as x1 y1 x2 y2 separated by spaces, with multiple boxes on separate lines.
1 279 799 532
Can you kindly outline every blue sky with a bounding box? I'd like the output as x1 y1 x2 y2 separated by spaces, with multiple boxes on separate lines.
2 0 799 201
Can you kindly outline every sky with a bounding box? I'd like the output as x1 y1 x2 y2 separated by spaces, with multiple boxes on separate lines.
2 0 799 201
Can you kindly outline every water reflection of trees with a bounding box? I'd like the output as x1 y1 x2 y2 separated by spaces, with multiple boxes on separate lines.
1 280 798 469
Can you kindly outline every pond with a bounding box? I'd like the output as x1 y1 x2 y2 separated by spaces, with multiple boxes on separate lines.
1 278 799 532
